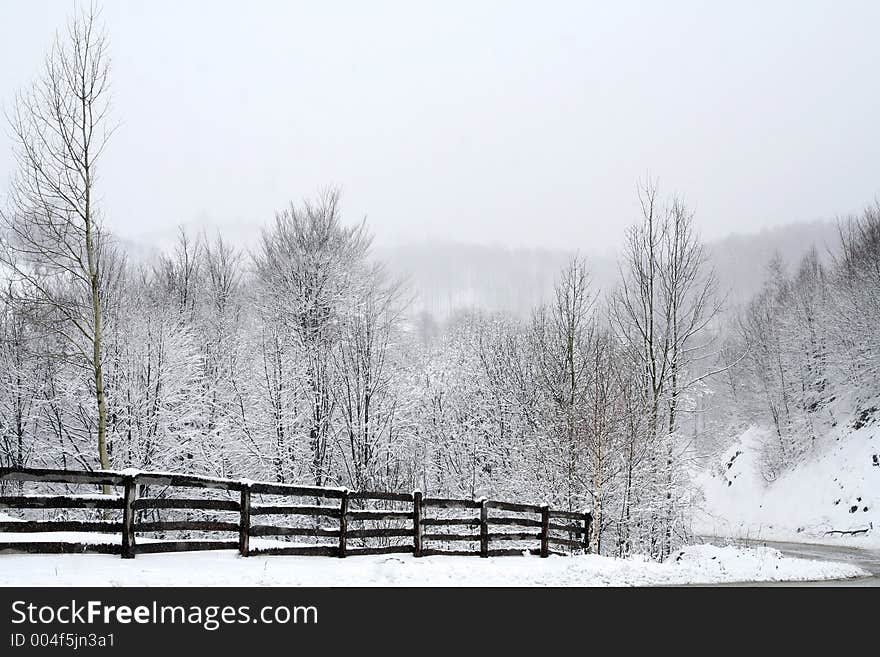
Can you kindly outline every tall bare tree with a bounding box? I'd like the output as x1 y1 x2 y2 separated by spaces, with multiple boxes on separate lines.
614 182 666 443
613 180 721 558
255 188 371 485
332 263 407 489
530 257 596 511
661 198 719 436
0 7 115 474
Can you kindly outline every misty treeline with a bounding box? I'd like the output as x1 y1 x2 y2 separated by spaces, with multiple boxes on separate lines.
1 8 878 561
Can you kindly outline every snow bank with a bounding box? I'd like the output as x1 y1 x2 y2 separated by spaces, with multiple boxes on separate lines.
0 544 865 587
695 413 879 548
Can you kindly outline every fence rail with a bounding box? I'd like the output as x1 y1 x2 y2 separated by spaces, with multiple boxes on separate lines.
0 467 592 560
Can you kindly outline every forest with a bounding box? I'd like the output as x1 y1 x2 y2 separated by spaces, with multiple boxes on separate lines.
1 9 878 562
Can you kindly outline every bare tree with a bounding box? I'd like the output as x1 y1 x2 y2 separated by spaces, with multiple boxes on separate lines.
614 182 667 442
0 290 41 472
332 264 408 489
255 188 371 485
0 6 115 475
583 324 626 554
613 179 721 558
661 198 719 436
152 228 202 317
530 257 596 511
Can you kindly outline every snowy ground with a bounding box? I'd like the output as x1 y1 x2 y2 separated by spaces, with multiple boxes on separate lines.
694 413 879 549
0 544 866 586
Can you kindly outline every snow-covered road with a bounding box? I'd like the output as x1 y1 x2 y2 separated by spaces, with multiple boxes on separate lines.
701 539 880 587
0 542 868 586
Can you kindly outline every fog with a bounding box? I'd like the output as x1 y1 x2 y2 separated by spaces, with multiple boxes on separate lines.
1 1 878 255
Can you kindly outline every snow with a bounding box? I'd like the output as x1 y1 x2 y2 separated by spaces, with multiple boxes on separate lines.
14 493 123 501
0 531 326 550
695 415 879 548
0 544 865 586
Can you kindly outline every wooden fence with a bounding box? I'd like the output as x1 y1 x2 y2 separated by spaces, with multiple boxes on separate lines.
0 467 592 560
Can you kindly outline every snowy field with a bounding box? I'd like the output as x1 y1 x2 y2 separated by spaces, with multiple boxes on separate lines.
0 544 866 587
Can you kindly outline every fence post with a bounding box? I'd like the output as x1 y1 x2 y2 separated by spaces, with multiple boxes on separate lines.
239 484 251 557
479 497 488 558
412 490 423 557
338 488 349 558
121 474 137 559
540 504 549 558
583 511 592 553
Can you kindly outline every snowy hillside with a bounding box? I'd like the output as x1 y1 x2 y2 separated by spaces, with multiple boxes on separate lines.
695 405 879 547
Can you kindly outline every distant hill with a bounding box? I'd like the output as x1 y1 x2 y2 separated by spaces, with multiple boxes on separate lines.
377 220 842 322
706 220 839 310
373 243 602 319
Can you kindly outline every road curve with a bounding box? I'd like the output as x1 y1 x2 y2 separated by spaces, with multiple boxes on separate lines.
698 537 880 586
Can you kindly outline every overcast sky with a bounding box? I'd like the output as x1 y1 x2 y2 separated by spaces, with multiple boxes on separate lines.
1 1 878 253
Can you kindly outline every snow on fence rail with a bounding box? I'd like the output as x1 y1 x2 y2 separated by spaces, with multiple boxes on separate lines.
0 467 592 560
